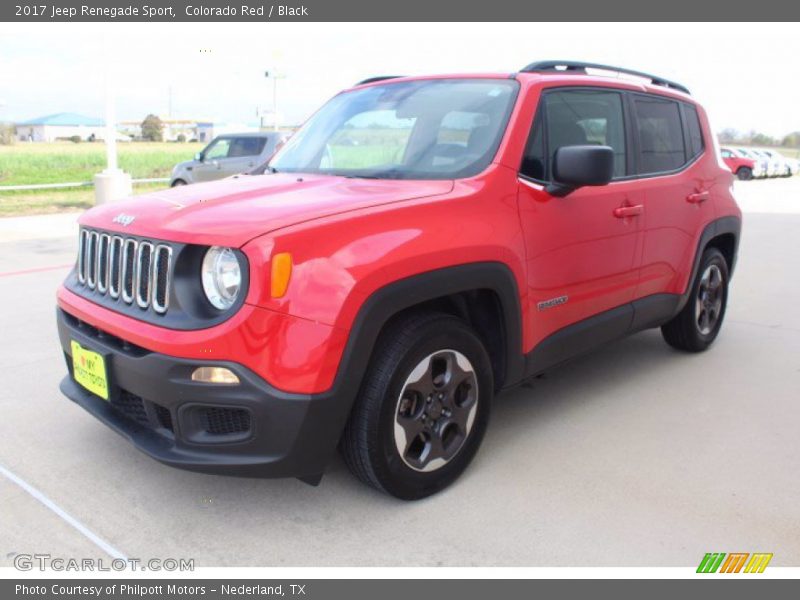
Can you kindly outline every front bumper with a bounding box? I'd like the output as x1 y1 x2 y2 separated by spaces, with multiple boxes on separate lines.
57 308 345 480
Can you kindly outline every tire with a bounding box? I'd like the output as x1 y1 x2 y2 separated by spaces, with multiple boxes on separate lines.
341 311 493 500
661 248 729 352
171 179 187 187
736 167 752 181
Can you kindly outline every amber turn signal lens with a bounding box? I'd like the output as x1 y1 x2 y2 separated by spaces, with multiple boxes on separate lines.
271 252 293 298
191 367 240 385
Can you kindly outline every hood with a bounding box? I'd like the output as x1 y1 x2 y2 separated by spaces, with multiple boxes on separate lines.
79 173 454 247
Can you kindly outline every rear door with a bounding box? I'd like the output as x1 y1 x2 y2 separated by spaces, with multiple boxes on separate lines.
631 95 714 299
517 87 645 349
220 136 269 176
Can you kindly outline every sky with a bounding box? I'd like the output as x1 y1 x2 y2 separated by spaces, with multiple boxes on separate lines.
1 22 799 137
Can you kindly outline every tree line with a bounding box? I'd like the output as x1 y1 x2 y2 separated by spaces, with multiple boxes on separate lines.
718 129 800 148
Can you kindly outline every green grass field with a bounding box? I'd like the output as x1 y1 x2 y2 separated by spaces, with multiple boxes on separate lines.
0 141 203 185
0 142 202 217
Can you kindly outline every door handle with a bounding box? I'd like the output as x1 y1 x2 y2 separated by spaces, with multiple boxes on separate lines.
687 191 710 204
613 204 644 218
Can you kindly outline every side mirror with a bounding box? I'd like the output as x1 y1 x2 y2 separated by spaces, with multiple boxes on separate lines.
546 145 614 197
194 152 203 161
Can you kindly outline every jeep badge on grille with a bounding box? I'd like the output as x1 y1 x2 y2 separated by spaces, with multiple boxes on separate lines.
112 213 136 226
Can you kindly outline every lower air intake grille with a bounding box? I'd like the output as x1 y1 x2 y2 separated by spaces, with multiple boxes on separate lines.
154 405 174 432
110 390 150 426
201 407 251 436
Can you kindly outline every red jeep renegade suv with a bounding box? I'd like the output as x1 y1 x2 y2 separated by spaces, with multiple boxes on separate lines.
57 62 741 499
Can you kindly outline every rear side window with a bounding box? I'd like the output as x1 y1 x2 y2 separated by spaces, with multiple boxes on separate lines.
683 104 704 159
229 136 268 157
633 96 685 173
521 89 627 181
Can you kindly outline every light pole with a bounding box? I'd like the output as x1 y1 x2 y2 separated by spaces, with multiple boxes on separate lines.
94 33 132 205
264 70 285 132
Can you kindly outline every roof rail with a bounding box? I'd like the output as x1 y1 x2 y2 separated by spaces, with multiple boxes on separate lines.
356 76 404 86
520 61 690 95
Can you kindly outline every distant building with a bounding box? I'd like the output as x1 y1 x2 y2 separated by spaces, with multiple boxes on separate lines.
16 113 106 142
196 122 260 142
118 118 259 142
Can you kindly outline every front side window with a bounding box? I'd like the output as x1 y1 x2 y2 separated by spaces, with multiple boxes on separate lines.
520 88 627 181
721 149 733 158
204 138 231 160
269 79 519 179
633 96 685 173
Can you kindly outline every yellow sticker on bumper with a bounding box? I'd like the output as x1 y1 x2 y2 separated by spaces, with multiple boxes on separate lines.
71 340 109 400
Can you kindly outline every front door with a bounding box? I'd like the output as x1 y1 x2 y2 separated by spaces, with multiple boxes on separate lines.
517 87 644 352
193 137 233 182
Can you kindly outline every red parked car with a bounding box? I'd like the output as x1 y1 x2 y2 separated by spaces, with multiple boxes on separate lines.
57 61 742 499
720 147 757 180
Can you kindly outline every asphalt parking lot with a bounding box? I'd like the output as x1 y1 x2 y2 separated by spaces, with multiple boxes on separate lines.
1 178 799 568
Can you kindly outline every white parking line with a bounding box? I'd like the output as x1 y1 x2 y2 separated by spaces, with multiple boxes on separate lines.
0 463 128 560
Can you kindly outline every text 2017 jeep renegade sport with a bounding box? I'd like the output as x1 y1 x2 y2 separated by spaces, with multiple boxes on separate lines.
57 62 741 499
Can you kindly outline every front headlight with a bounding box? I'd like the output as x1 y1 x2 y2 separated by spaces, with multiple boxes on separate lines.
201 246 242 310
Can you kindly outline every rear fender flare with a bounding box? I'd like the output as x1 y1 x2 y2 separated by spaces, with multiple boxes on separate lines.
676 215 741 314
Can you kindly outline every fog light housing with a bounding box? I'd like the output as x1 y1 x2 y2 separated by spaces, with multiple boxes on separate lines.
191 367 240 385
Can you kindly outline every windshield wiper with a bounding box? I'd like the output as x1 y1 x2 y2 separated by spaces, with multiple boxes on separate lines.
343 169 404 180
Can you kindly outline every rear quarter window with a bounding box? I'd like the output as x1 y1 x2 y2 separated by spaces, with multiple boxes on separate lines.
683 104 705 159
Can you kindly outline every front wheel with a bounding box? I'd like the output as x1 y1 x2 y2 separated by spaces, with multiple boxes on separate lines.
736 167 752 181
661 248 729 352
341 312 493 500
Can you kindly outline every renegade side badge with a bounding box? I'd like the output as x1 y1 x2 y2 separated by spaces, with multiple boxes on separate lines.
537 295 568 311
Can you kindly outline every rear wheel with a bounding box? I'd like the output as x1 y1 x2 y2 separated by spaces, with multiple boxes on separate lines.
736 167 752 181
341 311 493 500
661 248 729 352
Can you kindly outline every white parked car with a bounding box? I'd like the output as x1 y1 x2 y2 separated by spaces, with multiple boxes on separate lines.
759 149 794 177
734 148 768 178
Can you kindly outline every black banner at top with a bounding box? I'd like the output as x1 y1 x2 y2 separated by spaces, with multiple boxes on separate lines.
3 0 800 21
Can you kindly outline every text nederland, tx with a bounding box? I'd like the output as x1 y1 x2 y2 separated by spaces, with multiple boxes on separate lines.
15 584 306 596
40 4 310 19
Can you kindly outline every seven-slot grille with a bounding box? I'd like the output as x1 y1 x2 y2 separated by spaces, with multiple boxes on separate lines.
77 228 172 314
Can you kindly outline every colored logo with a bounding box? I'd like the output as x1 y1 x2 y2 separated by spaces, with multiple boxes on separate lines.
697 552 773 573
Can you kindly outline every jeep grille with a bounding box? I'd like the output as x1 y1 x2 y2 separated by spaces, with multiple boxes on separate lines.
76 228 173 315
